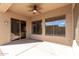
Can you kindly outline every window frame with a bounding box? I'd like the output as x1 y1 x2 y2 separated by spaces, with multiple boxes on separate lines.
32 20 42 35
45 15 66 36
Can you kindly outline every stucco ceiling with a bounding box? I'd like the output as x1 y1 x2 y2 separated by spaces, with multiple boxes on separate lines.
0 3 70 17
0 3 12 13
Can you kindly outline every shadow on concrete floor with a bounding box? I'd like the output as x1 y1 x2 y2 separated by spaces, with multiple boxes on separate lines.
2 39 43 46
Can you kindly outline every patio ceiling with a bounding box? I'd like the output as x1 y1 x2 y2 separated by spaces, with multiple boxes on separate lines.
0 3 70 17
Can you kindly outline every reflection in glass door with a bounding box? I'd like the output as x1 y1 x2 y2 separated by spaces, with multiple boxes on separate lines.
11 18 26 41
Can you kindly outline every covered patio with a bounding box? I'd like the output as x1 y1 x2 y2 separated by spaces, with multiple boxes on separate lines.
0 39 74 56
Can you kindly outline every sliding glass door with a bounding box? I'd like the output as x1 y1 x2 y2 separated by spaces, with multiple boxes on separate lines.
21 20 26 39
11 18 26 41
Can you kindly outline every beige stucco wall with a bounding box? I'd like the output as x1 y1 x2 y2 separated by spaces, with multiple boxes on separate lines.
30 5 73 46
0 11 30 45
75 4 79 46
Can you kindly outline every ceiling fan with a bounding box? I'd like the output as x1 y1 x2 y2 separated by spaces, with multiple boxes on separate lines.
28 4 42 14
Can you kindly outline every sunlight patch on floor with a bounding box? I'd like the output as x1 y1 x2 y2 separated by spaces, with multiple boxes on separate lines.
0 39 78 56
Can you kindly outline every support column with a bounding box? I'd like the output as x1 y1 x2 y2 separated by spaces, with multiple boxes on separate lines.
42 17 45 36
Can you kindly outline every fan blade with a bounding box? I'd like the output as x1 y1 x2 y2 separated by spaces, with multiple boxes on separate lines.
28 3 42 14
37 10 41 13
29 3 42 10
28 10 33 11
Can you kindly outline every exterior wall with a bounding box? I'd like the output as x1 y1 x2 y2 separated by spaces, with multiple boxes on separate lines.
26 17 32 39
75 4 79 46
30 5 73 46
0 11 30 45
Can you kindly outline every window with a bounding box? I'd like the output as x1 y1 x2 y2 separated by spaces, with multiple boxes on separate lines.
45 15 65 36
32 20 42 34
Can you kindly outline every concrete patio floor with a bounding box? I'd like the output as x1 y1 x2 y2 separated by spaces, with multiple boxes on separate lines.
0 39 78 56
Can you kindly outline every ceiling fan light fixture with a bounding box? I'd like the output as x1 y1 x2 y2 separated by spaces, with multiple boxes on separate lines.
33 10 37 13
